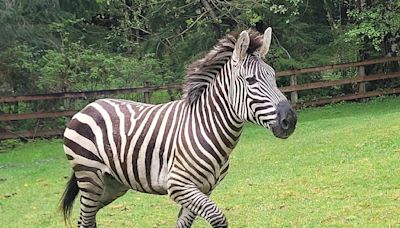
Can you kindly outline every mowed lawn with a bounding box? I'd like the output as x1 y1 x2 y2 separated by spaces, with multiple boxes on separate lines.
0 97 399 227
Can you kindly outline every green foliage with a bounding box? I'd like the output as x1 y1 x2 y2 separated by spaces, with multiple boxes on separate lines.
0 44 38 95
1 42 172 94
37 43 171 92
345 1 400 52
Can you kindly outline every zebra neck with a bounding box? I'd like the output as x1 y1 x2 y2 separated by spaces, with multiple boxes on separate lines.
191 61 244 156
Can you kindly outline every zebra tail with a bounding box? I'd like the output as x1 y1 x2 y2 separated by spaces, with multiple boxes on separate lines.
60 173 79 222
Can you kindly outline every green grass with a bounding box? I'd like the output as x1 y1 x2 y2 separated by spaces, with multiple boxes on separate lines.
1 97 400 227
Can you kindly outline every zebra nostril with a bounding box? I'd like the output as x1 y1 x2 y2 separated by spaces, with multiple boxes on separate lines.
281 118 289 130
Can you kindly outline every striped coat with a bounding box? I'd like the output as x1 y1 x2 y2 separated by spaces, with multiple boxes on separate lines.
64 96 237 194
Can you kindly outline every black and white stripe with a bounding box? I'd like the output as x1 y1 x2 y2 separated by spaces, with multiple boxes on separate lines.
60 28 297 228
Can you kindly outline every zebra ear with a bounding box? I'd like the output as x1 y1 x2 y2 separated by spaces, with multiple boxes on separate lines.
259 27 272 57
232 30 250 64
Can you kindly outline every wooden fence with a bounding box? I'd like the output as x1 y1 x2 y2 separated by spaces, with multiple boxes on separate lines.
1 56 399 140
276 56 400 107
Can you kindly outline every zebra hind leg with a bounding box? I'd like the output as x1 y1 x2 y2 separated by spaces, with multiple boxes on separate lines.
169 186 227 228
176 207 196 228
76 170 128 228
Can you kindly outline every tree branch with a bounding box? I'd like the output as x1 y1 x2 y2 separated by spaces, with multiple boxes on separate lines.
201 0 218 22
273 32 292 59
165 11 208 40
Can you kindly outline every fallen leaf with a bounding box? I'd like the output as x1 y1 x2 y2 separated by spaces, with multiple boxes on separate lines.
3 192 17 198
111 204 124 209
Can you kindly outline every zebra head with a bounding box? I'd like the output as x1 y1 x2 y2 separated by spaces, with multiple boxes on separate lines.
229 28 297 139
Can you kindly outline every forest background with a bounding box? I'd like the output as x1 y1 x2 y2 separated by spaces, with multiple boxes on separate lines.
1 0 399 96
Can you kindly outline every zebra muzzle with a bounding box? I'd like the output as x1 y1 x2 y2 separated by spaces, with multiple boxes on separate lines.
271 101 297 139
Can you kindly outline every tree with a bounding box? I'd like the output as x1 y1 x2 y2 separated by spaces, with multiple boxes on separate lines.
345 0 400 57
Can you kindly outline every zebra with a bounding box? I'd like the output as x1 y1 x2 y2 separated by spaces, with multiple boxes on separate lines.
60 27 297 228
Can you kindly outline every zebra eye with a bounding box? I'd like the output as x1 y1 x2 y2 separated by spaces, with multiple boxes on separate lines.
246 77 258 85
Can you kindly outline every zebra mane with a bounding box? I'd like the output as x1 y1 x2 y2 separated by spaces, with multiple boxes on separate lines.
183 30 264 104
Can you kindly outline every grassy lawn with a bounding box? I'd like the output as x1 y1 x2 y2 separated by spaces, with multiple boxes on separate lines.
1 97 399 227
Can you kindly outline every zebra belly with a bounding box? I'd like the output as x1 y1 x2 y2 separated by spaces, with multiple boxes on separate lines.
124 148 169 195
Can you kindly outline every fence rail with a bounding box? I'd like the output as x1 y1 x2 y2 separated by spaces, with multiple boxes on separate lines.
0 110 78 121
299 87 400 107
0 84 183 103
276 56 400 77
1 56 399 140
280 71 400 93
0 129 64 140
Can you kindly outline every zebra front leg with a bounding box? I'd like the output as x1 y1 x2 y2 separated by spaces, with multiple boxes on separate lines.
169 186 227 228
176 191 213 228
176 207 196 228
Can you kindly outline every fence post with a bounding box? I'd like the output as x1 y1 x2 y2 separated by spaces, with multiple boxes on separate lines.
358 65 366 94
358 65 367 102
290 74 298 105
143 81 152 104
